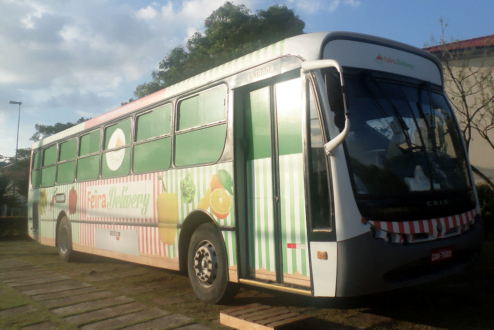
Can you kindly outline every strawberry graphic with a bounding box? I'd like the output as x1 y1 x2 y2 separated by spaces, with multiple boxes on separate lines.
376 54 383 60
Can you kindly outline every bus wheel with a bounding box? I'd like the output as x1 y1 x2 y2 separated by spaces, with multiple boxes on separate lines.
58 217 74 262
187 223 237 304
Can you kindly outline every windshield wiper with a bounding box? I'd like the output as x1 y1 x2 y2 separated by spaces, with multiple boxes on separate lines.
358 71 415 152
417 81 438 152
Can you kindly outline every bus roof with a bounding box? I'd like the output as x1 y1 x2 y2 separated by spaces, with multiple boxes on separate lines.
32 31 440 150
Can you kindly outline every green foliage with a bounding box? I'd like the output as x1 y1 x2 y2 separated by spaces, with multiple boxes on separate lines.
30 117 89 142
121 98 135 106
0 148 30 213
477 184 494 216
132 2 305 99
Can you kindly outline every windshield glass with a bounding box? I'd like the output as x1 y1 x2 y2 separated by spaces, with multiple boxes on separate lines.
343 70 471 198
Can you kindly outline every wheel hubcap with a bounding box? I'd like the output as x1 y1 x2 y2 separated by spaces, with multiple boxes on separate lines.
194 240 218 287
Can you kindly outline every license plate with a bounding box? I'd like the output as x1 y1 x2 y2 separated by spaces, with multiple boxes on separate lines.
431 246 453 263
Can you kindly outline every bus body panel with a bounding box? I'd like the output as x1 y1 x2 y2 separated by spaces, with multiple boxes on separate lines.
316 36 481 297
31 162 238 274
27 31 483 300
323 39 442 85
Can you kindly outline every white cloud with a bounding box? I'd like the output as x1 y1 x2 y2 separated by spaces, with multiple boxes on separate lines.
59 25 81 42
288 0 360 13
161 2 173 17
76 110 96 118
328 0 340 12
0 0 263 156
20 2 48 29
343 0 361 8
136 5 157 20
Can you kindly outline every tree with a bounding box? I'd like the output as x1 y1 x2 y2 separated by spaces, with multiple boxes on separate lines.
0 148 31 200
132 2 305 99
30 117 89 142
425 18 494 189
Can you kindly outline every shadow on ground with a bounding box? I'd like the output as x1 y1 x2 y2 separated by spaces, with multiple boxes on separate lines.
1 237 493 329
231 242 494 329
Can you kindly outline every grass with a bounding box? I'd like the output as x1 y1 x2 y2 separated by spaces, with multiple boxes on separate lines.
0 238 493 329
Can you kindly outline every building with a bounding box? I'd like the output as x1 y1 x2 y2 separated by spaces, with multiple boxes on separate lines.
424 34 494 185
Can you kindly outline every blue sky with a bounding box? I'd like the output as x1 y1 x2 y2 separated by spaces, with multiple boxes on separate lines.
0 0 492 156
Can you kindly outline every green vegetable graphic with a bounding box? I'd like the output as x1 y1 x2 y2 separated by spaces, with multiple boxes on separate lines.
180 171 196 204
218 169 234 195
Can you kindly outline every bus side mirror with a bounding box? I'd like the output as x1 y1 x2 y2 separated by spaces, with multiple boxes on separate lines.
325 70 347 130
301 59 350 155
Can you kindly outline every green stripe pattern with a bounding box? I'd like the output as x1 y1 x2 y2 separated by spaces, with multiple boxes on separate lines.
279 153 309 277
247 158 276 273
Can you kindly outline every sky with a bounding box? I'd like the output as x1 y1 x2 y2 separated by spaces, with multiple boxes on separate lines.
0 0 492 157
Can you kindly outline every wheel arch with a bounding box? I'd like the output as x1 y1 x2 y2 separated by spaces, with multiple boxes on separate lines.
179 209 223 273
55 211 68 247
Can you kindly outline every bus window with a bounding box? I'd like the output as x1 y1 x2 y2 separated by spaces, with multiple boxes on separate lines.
59 138 77 161
41 145 57 187
77 130 101 181
133 104 172 173
102 118 131 178
57 138 77 184
308 86 332 230
136 104 171 140
177 86 226 130
31 151 41 188
77 155 99 181
79 130 100 156
175 85 227 167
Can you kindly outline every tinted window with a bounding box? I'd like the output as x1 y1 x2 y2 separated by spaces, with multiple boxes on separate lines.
308 86 331 229
43 145 57 166
136 104 172 142
77 155 99 181
57 161 76 184
178 85 226 130
59 138 77 161
79 130 100 156
32 151 41 169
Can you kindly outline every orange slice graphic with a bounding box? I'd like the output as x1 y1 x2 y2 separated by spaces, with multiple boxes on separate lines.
210 188 231 219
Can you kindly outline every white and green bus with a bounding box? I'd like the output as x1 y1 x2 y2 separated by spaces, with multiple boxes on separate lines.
28 31 483 303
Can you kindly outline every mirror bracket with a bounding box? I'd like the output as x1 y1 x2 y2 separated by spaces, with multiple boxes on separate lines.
324 113 350 156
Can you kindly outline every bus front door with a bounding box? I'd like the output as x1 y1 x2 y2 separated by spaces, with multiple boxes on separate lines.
234 75 311 289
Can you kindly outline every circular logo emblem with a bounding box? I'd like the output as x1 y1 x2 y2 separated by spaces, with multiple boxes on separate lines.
106 128 125 171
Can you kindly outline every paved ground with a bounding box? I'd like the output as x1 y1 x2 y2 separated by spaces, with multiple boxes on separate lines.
1 238 494 330
0 256 208 330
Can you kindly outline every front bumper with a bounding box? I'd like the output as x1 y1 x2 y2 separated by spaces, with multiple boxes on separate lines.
335 218 483 297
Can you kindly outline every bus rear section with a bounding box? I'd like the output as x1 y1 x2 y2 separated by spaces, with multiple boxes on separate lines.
310 34 483 297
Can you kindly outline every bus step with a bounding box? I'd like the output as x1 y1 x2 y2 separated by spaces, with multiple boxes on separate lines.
238 278 312 296
220 303 309 330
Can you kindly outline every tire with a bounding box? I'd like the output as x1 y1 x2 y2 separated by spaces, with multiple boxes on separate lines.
58 217 74 262
187 223 238 304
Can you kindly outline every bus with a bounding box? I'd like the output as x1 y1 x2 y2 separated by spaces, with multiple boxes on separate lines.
28 31 484 303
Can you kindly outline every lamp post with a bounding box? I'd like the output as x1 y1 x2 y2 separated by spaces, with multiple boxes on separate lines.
9 101 22 215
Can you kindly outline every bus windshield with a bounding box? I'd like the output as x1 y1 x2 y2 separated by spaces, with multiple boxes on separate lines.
343 70 471 198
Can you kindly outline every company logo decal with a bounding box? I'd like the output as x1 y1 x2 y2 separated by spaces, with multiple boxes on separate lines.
87 186 151 215
248 65 275 81
106 128 125 171
374 53 414 70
